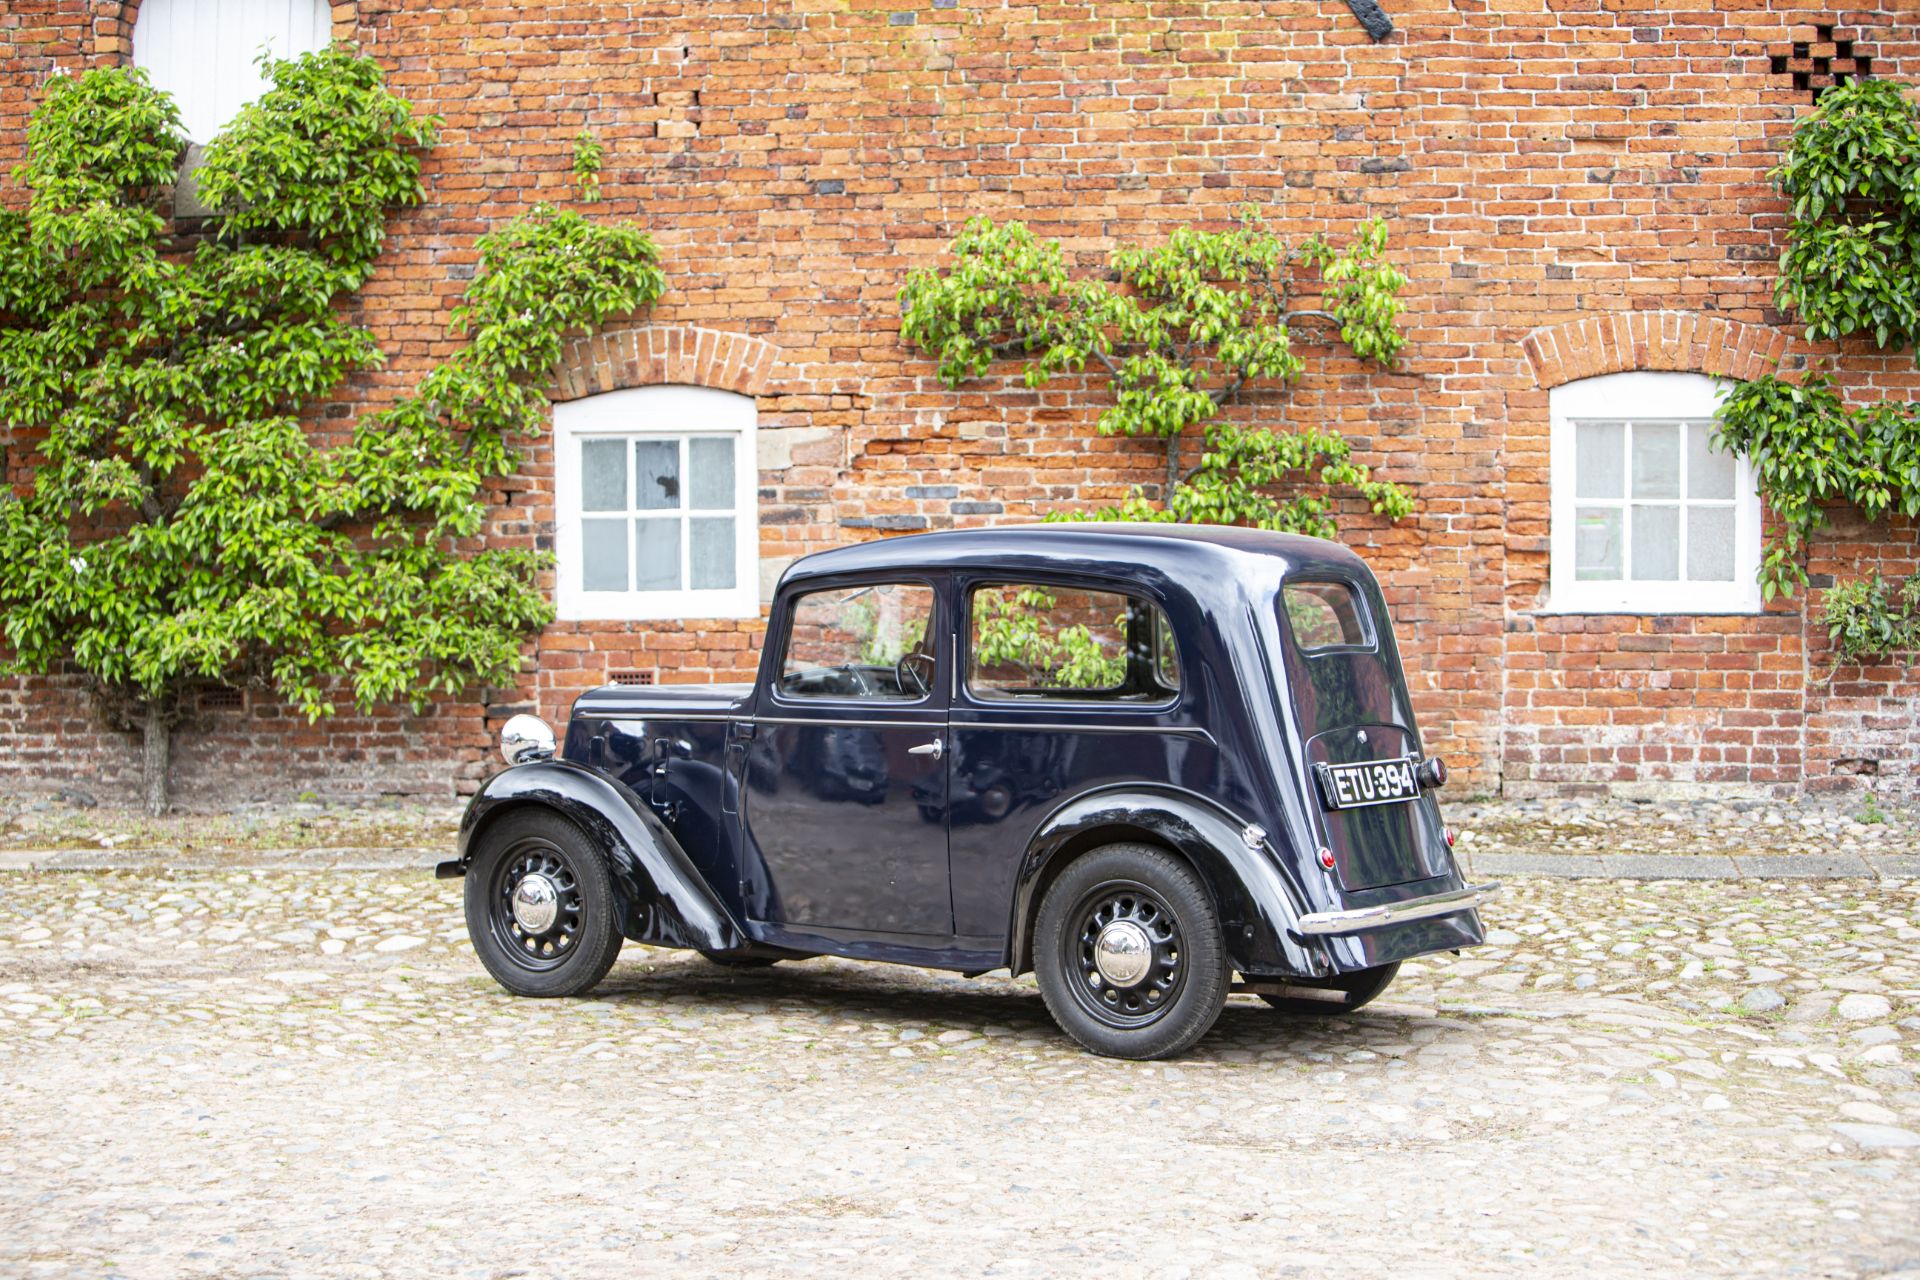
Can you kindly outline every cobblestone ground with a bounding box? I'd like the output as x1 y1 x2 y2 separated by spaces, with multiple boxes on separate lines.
1 870 1917 1279
1451 795 1920 861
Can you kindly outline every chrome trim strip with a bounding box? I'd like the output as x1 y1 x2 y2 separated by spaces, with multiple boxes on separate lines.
754 715 943 729
587 711 1211 736
1293 882 1501 936
953 721 1213 739
597 713 737 722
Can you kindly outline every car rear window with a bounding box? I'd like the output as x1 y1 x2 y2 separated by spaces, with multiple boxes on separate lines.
968 583 1179 703
1283 581 1371 651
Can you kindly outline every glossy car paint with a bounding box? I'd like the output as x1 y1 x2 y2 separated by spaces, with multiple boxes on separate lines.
458 524 1487 979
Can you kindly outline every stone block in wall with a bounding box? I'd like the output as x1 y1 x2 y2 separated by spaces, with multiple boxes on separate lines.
758 426 840 473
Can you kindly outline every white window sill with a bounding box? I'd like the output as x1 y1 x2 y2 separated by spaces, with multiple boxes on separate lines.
1530 605 1771 618
1533 589 1769 617
558 586 761 624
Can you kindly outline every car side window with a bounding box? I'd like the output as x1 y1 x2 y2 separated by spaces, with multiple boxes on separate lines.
1283 580 1372 652
780 583 937 700
968 583 1179 703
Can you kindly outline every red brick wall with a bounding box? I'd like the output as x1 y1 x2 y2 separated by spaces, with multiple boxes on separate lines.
3 1 1920 806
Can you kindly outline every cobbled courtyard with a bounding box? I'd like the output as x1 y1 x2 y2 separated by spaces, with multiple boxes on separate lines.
0 866 1916 1279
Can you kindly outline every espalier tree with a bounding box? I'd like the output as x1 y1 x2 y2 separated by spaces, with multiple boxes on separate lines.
0 50 664 813
899 212 1413 539
1714 79 1920 632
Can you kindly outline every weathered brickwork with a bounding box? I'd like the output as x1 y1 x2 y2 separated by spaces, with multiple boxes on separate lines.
3 1 1919 805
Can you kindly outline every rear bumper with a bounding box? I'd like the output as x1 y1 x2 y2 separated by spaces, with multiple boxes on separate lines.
1294 882 1501 936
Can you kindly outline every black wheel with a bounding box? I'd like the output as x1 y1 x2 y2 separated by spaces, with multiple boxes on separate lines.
699 951 779 969
1256 961 1400 1015
1034 843 1228 1060
464 810 623 998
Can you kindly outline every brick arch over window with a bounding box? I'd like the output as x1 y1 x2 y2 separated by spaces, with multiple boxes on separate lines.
550 326 785 403
1522 312 1807 390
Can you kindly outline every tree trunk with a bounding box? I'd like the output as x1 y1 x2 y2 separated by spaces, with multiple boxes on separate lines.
1166 431 1182 505
142 714 171 817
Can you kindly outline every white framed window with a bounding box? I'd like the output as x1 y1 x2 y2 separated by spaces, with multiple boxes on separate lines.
553 385 759 622
1548 371 1763 614
132 0 332 143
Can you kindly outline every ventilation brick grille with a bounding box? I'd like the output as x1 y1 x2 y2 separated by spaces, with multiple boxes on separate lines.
197 685 247 713
1767 22 1874 105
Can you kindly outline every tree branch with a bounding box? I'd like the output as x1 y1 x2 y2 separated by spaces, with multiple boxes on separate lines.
1207 373 1249 409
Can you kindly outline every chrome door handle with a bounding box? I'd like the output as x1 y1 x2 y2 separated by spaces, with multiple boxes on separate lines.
908 738 944 760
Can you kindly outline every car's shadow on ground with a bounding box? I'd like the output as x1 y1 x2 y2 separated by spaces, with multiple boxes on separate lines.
586 953 1442 1064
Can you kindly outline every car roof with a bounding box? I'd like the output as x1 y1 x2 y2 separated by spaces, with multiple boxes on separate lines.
781 523 1373 593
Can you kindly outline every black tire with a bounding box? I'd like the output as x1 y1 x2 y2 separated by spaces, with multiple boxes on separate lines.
1034 843 1228 1060
1256 961 1400 1015
464 810 623 998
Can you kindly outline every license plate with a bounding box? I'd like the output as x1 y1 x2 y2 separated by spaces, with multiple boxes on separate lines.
1316 757 1418 810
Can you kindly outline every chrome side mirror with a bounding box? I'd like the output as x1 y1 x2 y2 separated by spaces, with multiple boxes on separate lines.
500 714 557 765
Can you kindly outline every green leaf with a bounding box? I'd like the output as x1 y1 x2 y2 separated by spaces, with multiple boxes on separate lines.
0 53 657 735
900 210 1412 539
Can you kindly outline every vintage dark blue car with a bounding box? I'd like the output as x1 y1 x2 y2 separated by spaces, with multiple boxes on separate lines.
443 525 1500 1059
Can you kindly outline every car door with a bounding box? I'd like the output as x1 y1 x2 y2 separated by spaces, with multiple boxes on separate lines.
946 577 1201 939
739 576 952 936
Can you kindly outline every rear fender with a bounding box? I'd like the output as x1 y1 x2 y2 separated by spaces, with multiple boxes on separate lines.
453 760 745 952
1006 787 1325 979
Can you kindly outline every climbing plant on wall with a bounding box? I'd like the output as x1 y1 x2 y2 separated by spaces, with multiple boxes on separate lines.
0 49 664 814
1715 371 1920 601
1771 78 1920 354
1715 78 1920 615
898 212 1414 540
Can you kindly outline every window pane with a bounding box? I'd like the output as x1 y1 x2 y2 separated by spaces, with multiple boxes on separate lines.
782 584 936 700
1631 504 1679 580
1154 607 1181 692
581 519 628 592
634 440 680 511
1574 507 1622 581
1631 423 1680 498
689 517 736 590
580 439 626 512
1575 422 1625 500
1688 422 1735 500
1688 506 1736 581
1282 581 1369 651
970 584 1176 701
688 438 734 511
134 0 330 142
634 519 681 591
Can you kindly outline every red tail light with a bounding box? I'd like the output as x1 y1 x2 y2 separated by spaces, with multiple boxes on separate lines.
1317 846 1336 870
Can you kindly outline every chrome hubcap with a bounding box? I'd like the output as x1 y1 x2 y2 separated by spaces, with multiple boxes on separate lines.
1068 884 1185 1028
489 842 584 971
1092 921 1152 988
511 873 560 934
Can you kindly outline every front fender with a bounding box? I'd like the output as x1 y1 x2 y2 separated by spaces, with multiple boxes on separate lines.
1006 787 1325 980
453 760 745 953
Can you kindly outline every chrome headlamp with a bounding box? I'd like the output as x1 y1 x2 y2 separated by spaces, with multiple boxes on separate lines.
500 714 557 765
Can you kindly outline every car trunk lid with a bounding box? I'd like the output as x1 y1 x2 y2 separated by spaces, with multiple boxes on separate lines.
1278 579 1447 892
